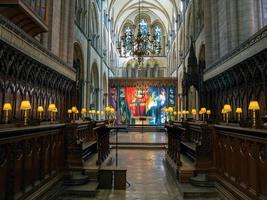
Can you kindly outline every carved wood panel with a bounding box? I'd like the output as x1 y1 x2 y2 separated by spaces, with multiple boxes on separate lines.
204 48 267 122
214 127 267 199
0 125 65 199
0 40 75 123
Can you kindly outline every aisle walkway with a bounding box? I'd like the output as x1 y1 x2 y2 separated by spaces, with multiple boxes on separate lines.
110 131 167 144
94 132 181 199
94 149 181 200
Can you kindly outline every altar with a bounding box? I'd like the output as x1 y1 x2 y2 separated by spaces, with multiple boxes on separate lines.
132 116 153 125
109 78 177 125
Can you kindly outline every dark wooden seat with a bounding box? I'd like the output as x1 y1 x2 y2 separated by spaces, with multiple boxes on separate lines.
181 141 196 161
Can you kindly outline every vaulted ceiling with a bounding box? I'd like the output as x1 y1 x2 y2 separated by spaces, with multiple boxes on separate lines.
108 0 180 35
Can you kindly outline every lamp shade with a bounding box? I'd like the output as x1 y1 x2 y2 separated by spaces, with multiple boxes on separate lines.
91 109 96 114
221 109 227 114
97 110 100 114
199 111 203 115
223 104 232 112
178 111 181 115
105 106 111 112
173 111 177 115
168 107 174 113
191 109 197 115
52 107 58 113
206 110 211 115
248 101 260 110
3 103 12 111
71 106 78 113
37 106 44 112
236 107 242 113
182 110 186 114
76 110 79 114
67 109 72 114
110 108 115 113
81 108 87 113
100 111 104 115
48 104 56 111
200 107 207 113
186 111 190 114
20 100 32 110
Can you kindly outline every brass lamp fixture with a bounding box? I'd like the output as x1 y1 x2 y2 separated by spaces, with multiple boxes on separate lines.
81 108 87 120
67 109 72 118
182 110 187 119
71 106 78 121
200 107 207 121
3 103 12 124
223 104 232 124
52 107 58 122
221 109 227 122
206 110 211 119
191 109 197 120
185 110 189 119
117 0 161 65
37 106 44 120
248 101 260 128
48 103 56 123
75 110 79 120
20 100 32 126
236 107 242 122
178 111 181 121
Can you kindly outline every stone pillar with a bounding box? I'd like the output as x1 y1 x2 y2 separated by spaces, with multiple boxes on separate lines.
67 0 75 66
228 0 239 51
237 0 258 43
59 0 70 62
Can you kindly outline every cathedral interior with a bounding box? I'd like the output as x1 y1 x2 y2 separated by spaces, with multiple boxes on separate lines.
0 0 267 199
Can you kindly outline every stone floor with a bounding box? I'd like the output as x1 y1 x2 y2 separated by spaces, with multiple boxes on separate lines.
109 131 167 144
60 132 221 200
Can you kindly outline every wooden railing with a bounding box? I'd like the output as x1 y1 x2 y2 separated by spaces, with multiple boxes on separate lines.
165 123 184 167
166 121 267 199
0 124 65 200
94 121 110 166
213 125 267 200
183 122 214 171
0 120 111 199
65 121 98 169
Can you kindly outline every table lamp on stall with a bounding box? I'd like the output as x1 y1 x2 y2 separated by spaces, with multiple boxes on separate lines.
223 104 232 124
81 108 87 120
191 109 197 120
206 110 211 119
248 101 260 128
236 107 242 122
67 109 72 118
48 104 56 122
52 107 58 121
3 103 12 124
200 107 207 121
20 100 32 126
71 106 78 121
37 106 44 120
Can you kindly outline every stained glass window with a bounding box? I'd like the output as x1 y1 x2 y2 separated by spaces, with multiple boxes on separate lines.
154 26 161 43
139 19 148 38
125 26 132 50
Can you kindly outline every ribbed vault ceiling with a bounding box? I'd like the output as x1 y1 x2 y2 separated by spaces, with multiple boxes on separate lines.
108 0 180 35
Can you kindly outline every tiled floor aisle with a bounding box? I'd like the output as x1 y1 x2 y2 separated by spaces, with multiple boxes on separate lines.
109 131 167 144
60 132 220 200
101 149 182 200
